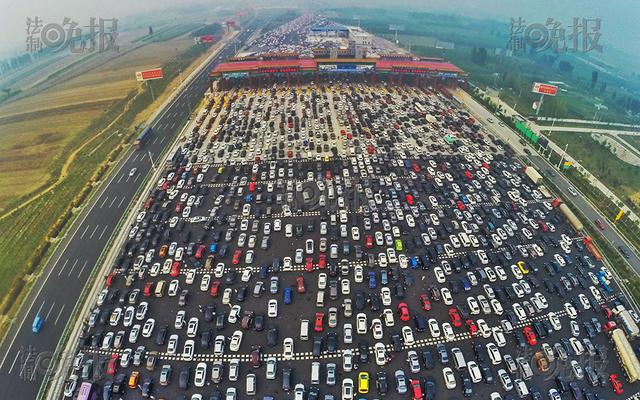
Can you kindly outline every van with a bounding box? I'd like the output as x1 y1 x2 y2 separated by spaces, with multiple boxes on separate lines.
154 281 166 297
452 347 466 370
514 378 529 398
316 291 325 308
311 362 321 384
516 357 533 380
300 320 310 341
246 373 257 395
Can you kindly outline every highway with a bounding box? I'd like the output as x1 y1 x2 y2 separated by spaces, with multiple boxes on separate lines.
459 91 640 279
0 21 260 400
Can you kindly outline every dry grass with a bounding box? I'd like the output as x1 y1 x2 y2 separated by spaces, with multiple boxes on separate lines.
0 35 195 210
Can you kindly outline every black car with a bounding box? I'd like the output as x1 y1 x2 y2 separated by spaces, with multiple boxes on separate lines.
112 373 126 393
312 336 323 357
155 325 168 345
141 377 153 397
179 368 190 389
282 367 292 392
267 327 279 347
376 371 388 395
358 340 370 363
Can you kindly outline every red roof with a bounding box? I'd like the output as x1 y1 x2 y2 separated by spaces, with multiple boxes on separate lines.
212 59 317 74
375 60 463 73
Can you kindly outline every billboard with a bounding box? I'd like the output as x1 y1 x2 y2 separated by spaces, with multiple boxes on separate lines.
532 82 558 96
136 68 163 81
389 24 405 31
318 64 374 73
200 35 215 43
223 72 249 79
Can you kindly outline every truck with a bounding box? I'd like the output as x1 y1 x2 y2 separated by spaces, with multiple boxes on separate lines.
583 236 603 261
611 328 640 382
617 309 640 338
558 203 584 232
134 126 152 150
523 166 542 185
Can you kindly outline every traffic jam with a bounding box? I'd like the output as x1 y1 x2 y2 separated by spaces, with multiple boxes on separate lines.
64 81 640 400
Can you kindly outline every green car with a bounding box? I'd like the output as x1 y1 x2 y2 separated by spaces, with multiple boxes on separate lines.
394 239 403 251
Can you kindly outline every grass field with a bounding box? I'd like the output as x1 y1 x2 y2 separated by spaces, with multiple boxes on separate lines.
0 36 196 211
546 131 640 201
622 135 640 152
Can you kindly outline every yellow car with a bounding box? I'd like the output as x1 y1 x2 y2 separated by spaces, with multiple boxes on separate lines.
358 372 369 394
517 261 529 275
394 239 403 252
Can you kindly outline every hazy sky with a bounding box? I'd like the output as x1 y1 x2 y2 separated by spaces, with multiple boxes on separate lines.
1 0 638 57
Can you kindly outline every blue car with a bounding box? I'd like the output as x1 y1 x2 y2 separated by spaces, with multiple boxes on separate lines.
32 314 43 333
380 270 389 285
210 242 219 253
283 287 292 305
244 194 254 203
368 272 376 289
409 257 419 269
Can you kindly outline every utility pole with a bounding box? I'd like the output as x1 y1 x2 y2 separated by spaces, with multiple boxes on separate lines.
557 142 568 169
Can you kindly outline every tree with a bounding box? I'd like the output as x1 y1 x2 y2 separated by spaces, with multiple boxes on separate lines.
148 26 153 35
600 82 607 94
591 70 599 90
558 60 574 74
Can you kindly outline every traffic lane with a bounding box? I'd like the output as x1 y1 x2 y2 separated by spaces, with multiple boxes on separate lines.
527 155 640 273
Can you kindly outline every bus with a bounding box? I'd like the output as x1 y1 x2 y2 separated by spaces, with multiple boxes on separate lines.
611 328 640 383
617 310 640 338
134 126 152 150
32 314 43 333
77 382 99 400
597 271 613 294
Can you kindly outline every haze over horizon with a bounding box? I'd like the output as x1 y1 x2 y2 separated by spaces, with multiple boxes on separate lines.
1 0 638 64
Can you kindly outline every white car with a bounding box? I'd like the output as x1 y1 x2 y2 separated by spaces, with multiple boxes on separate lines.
283 337 294 359
356 313 368 334
230 330 243 351
268 299 278 317
372 319 384 339
492 327 506 347
428 318 441 338
354 266 364 283
443 367 457 389
374 342 387 366
381 287 392 305
564 303 578 319
194 362 207 387
548 312 562 331
318 273 327 289
402 326 415 345
343 324 353 344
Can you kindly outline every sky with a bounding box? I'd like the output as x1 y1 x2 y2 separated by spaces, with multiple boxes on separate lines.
1 0 639 59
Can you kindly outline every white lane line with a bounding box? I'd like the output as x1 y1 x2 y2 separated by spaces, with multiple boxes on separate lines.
18 347 33 377
109 196 117 208
125 176 131 183
79 225 90 239
77 260 88 278
45 301 56 320
98 225 109 240
160 137 166 144
132 153 140 162
99 196 109 208
89 225 99 239
67 259 79 276
152 137 159 145
170 122 176 129
117 196 126 208
57 259 70 277
54 304 66 325
7 350 21 374
35 300 45 317
134 173 141 183
116 173 124 184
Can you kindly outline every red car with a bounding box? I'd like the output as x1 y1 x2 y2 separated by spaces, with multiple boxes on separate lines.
420 294 432 311
143 282 154 298
305 258 314 272
604 321 618 332
449 309 462 328
210 280 221 297
410 379 423 400
523 326 537 346
106 273 117 287
601 304 614 319
195 245 206 260
365 235 374 249
325 170 332 180
318 254 327 269
456 201 465 211
610 374 623 395
406 194 414 205
106 354 119 375
175 202 184 213
595 218 605 230
249 182 256 192
466 319 478 335
411 163 421 173
314 312 325 332
397 303 410 322
232 249 242 265
296 276 306 294
170 262 181 277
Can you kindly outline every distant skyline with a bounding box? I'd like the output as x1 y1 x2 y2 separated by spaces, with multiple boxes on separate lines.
1 0 638 62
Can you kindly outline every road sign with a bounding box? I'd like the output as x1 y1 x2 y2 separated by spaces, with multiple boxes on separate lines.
616 209 625 221
389 24 405 31
532 82 558 96
136 68 164 82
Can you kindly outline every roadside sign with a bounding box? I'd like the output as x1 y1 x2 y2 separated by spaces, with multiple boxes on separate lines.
136 68 164 82
616 209 625 221
532 82 558 96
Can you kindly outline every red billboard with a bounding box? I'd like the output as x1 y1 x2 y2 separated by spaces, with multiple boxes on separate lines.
532 82 558 96
200 35 215 43
136 68 164 82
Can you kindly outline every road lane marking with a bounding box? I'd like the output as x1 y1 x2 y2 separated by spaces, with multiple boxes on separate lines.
117 196 126 208
116 173 124 184
77 260 88 278
7 350 21 374
54 304 66 325
89 225 99 239
132 153 140 162
109 196 117 208
134 173 141 183
98 225 109 240
160 137 166 144
45 301 56 320
99 196 109 208
125 176 130 183
79 225 90 239
57 259 70 277
152 137 159 145
67 259 79 276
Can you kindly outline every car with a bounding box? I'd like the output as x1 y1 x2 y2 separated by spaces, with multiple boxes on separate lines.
443 367 456 389
397 302 410 321
394 370 408 394
610 374 623 394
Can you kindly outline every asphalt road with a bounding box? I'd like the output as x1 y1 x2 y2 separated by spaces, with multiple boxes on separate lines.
0 21 260 400
460 93 640 283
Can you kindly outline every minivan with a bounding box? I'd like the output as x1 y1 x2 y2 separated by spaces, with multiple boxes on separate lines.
154 280 166 297
311 362 321 384
316 290 325 307
452 347 466 370
300 320 309 341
